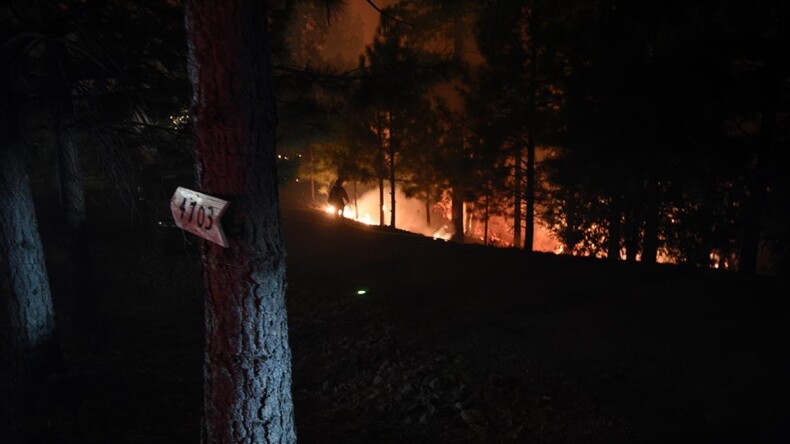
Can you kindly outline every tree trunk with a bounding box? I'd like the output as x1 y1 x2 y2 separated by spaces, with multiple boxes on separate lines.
624 207 639 261
525 0 539 253
450 12 465 243
513 146 523 248
55 112 87 230
607 192 622 260
425 193 431 226
185 1 296 443
1 90 62 383
641 175 659 264
377 109 385 226
484 184 490 246
353 180 358 220
54 105 97 342
451 185 464 242
739 65 779 274
389 110 396 228
693 185 716 268
309 147 315 202
525 140 535 252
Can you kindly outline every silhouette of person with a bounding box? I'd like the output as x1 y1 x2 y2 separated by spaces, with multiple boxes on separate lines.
327 178 350 217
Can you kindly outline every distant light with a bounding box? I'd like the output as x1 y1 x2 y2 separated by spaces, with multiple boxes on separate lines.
277 154 282 159
295 178 300 182
356 289 368 296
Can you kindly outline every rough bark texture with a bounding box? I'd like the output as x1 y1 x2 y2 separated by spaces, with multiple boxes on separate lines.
0 91 60 383
185 1 296 443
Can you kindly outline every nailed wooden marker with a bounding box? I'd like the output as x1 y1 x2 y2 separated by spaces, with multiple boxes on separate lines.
170 187 230 247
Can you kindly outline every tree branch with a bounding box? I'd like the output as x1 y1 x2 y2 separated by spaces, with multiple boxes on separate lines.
365 0 413 27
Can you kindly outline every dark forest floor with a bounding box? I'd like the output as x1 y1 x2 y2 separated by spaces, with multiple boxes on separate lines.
3 190 790 443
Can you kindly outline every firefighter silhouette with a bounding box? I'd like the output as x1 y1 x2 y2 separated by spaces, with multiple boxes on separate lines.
327 178 350 217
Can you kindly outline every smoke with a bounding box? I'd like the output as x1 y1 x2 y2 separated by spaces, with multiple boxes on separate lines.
346 185 446 238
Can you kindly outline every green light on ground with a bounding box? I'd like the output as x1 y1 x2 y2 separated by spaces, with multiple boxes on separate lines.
356 289 368 296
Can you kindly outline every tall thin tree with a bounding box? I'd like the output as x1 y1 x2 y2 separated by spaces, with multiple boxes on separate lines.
0 71 62 384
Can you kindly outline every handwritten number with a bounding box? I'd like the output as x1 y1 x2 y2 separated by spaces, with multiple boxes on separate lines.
188 201 197 222
197 206 206 228
177 194 217 232
205 207 214 230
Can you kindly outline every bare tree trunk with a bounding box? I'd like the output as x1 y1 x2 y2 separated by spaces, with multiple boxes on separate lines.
1 90 62 383
389 110 396 228
425 193 431 226
642 175 659 264
692 185 716 268
525 141 535 252
513 146 523 248
353 180 358 220
55 113 86 230
624 207 639 261
54 105 97 342
451 183 464 242
484 184 490 246
309 147 315 202
739 65 779 274
525 0 539 253
451 12 465 243
377 109 385 226
186 1 296 442
608 192 622 260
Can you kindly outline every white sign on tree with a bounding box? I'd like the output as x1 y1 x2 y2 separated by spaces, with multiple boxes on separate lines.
170 187 230 247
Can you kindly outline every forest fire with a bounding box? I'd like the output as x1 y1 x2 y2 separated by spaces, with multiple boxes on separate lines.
325 203 377 226
319 185 562 250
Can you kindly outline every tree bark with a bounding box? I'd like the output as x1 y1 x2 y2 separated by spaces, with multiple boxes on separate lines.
185 1 296 442
0 88 62 383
